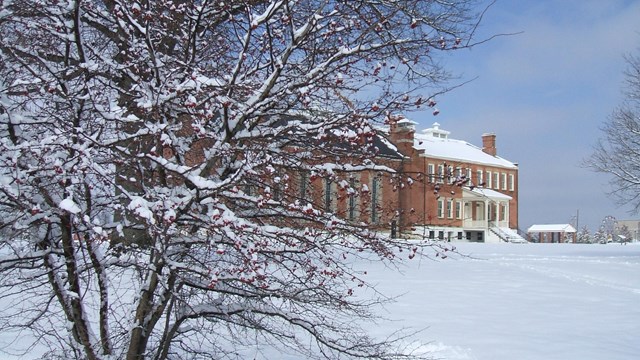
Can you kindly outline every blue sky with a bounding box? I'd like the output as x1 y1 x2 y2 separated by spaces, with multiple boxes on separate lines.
408 0 640 232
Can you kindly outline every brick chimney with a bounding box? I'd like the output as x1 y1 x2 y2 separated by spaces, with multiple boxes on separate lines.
482 133 496 156
389 117 417 154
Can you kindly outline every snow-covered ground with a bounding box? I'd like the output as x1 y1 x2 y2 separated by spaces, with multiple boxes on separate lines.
2 243 638 359
365 242 640 360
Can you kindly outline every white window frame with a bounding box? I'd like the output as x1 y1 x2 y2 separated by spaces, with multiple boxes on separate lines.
509 174 515 191
428 163 435 183
486 171 492 188
437 198 445 218
501 173 507 190
500 202 507 222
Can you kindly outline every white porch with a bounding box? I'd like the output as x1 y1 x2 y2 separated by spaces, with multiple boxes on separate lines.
461 188 512 229
461 188 525 243
409 188 526 243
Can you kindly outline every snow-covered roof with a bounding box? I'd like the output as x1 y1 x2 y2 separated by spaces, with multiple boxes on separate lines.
413 123 517 169
397 118 418 125
464 188 512 200
527 224 577 233
373 134 403 160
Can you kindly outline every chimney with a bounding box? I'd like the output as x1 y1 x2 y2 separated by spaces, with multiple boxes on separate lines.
389 117 416 142
482 133 496 156
389 116 417 155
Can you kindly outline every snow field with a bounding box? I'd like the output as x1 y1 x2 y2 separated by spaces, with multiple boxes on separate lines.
363 243 640 360
1 243 638 359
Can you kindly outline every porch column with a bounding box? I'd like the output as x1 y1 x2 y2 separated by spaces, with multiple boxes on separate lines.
462 201 469 225
503 201 509 226
485 201 490 227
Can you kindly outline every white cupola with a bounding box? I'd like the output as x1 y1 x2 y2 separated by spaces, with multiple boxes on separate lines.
422 122 450 139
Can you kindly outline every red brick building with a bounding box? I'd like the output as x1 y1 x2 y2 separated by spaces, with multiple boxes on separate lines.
192 116 523 243
388 119 522 242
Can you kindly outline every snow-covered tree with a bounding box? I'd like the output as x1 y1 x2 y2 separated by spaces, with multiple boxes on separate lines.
576 225 592 244
618 224 632 243
600 215 617 240
593 226 607 244
0 1 487 359
588 51 640 211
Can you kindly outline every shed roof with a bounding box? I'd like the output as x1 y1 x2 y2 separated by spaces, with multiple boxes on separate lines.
527 224 577 233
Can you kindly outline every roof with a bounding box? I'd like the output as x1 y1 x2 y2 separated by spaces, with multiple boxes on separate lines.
412 125 517 169
373 134 404 160
527 224 577 233
272 114 403 160
464 188 512 200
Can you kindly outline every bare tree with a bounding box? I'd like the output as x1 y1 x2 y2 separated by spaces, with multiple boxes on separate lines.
0 1 487 359
588 51 640 211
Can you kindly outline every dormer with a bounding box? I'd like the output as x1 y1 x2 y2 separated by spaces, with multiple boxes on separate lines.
422 122 450 139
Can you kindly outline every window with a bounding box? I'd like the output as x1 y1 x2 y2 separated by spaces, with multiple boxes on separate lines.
438 231 444 240
509 174 515 191
437 198 444 218
324 178 334 212
466 168 472 183
500 202 507 222
437 164 444 183
455 201 462 219
486 171 492 188
371 176 381 223
457 232 463 240
299 171 309 202
273 176 283 201
501 173 507 190
427 163 435 183
476 170 483 186
447 199 453 219
243 182 254 196
429 230 435 239
348 178 358 221
493 172 499 190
